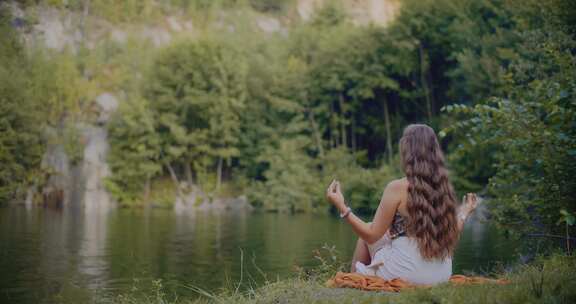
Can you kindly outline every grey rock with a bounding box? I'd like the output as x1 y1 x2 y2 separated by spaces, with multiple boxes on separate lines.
140 26 172 47
95 93 119 124
33 8 80 52
80 124 115 213
110 29 128 44
256 16 282 33
41 138 72 207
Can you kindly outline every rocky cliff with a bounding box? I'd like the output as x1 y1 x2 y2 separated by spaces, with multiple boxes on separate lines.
6 0 400 212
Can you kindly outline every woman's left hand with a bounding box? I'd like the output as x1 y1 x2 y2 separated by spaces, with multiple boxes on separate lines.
462 193 478 215
458 193 479 221
326 180 346 210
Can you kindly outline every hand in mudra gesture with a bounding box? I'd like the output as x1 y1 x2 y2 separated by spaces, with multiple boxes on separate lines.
326 180 345 209
459 193 479 219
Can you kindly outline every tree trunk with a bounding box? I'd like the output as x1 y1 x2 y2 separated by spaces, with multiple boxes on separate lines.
330 102 338 148
351 115 357 153
383 95 393 163
216 157 223 192
166 162 183 199
185 163 194 189
339 94 347 148
308 108 325 158
419 42 433 121
143 175 151 206
567 224 571 254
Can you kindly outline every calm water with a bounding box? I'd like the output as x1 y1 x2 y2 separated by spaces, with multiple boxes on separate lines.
0 206 518 303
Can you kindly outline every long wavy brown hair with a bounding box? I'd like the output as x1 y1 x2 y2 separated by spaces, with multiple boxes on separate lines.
399 124 459 260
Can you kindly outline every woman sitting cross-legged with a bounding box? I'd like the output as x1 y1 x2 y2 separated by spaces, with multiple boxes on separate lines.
326 124 478 285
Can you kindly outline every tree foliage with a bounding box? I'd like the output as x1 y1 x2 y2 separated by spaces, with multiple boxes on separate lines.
107 38 248 203
0 12 83 203
443 19 576 237
0 17 44 202
106 97 162 205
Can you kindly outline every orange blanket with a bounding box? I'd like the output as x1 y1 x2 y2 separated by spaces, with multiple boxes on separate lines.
326 272 509 292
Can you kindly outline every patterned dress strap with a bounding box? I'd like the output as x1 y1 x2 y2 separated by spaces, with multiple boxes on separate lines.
389 212 407 239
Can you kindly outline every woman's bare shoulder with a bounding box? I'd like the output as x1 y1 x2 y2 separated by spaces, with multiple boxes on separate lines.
386 177 408 191
386 178 409 207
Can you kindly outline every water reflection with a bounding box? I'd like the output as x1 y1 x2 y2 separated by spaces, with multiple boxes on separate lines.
78 209 109 293
0 206 519 303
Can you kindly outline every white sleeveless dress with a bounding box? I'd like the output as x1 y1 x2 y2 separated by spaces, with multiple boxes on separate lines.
355 226 452 285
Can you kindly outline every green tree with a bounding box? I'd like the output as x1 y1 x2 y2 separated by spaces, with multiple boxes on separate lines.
443 11 576 240
250 136 319 212
146 38 247 194
106 97 162 206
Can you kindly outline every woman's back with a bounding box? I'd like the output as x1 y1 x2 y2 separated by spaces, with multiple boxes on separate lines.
355 178 453 285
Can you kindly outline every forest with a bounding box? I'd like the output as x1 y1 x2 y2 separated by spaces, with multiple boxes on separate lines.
1 0 575 242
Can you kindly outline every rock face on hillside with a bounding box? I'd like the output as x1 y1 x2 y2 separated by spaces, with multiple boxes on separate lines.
95 93 119 125
34 8 83 52
297 0 399 25
39 95 118 213
40 138 75 208
10 0 400 52
80 123 115 213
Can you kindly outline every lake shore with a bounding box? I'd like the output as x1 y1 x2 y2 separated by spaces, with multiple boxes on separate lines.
111 254 575 304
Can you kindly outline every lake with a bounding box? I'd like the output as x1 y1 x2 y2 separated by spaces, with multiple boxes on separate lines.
0 205 518 303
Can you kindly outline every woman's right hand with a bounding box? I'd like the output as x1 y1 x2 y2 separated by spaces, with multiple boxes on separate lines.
326 180 346 211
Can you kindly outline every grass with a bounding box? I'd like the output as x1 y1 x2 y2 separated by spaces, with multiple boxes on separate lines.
109 253 576 304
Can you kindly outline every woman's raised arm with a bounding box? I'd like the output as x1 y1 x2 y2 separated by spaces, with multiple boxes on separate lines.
326 180 403 244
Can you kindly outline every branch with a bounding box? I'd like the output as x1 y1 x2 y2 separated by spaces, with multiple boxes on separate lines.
525 233 576 241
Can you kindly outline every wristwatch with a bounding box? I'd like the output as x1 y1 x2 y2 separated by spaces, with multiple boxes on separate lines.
340 206 352 219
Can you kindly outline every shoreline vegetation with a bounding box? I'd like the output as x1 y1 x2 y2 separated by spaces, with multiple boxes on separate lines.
1 0 573 230
109 253 575 304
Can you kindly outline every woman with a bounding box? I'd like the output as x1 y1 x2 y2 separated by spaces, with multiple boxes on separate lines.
326 124 478 285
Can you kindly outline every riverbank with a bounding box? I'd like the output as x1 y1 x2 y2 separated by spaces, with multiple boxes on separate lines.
110 254 575 304
0 207 521 303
